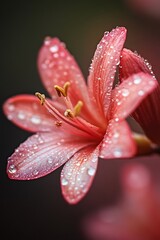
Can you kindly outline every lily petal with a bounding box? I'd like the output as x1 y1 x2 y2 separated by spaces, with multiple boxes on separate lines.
3 94 65 132
99 120 136 159
38 37 91 108
88 27 127 117
7 132 91 180
119 48 154 80
61 145 99 204
119 49 160 144
111 73 157 121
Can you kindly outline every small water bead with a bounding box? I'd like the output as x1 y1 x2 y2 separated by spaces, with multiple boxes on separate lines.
121 88 130 97
87 166 96 176
91 157 97 163
8 164 17 174
104 31 109 36
47 158 53 164
8 104 15 111
18 112 25 120
97 44 102 49
49 45 59 53
33 170 39 176
60 51 65 57
138 90 144 96
31 116 41 125
7 113 13 119
115 117 119 122
62 178 69 186
113 149 122 157
53 53 59 58
116 60 120 66
134 77 141 84
44 36 52 46
113 132 119 138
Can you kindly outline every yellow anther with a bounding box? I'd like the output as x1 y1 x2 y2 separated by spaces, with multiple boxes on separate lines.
35 92 45 105
54 82 70 97
64 109 74 118
74 101 83 116
64 101 83 118
64 82 70 96
55 121 62 127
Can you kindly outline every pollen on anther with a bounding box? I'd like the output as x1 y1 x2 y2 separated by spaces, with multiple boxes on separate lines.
54 81 70 97
74 101 83 116
55 121 62 127
35 92 45 105
64 109 74 118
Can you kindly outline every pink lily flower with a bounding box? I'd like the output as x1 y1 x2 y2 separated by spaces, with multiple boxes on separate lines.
119 48 160 145
84 163 160 240
3 27 157 204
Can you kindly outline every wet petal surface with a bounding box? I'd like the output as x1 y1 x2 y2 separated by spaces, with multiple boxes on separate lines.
61 145 99 204
3 94 65 132
7 132 91 180
88 27 127 117
99 120 136 159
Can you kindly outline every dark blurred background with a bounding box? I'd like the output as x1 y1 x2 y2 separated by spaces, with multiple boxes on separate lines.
1 1 160 239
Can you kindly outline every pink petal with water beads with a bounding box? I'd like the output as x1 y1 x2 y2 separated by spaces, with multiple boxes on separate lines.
111 72 157 120
119 48 154 81
7 132 91 180
119 49 160 144
3 94 65 132
99 120 136 159
38 37 91 108
88 27 127 117
61 145 99 204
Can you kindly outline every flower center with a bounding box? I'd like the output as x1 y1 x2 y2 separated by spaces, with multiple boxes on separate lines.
36 81 83 118
35 82 103 140
54 82 83 118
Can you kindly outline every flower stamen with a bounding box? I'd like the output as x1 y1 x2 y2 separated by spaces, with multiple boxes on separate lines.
64 109 74 118
55 121 62 127
74 101 83 117
64 101 83 118
35 92 45 105
54 82 70 97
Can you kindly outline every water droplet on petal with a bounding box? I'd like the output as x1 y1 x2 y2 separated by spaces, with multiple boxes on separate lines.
121 88 129 97
87 166 96 176
31 116 41 124
113 149 122 157
18 112 25 120
62 178 68 186
49 45 59 53
138 90 144 96
33 170 39 176
8 164 17 174
134 77 141 84
104 31 109 36
113 132 119 138
8 104 15 111
44 36 52 46
48 158 53 164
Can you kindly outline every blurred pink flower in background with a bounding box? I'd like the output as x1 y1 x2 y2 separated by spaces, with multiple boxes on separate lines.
84 163 160 240
119 48 160 145
124 0 160 19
